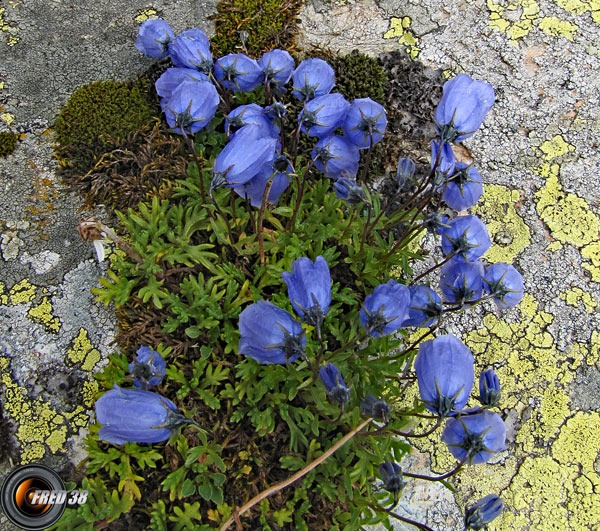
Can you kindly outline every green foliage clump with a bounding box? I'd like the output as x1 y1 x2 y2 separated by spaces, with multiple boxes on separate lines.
210 0 303 58
54 79 159 176
0 131 17 157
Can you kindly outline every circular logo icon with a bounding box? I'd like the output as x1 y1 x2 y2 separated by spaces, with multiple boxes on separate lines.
0 464 67 530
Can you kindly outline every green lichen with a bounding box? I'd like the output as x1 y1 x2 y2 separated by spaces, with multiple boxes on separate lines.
53 79 159 176
0 131 17 156
210 0 303 58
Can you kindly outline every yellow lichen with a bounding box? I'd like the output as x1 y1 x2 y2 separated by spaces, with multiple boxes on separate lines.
383 17 420 59
0 281 8 305
539 16 578 39
27 296 61 332
1 112 15 125
539 134 575 160
471 185 531 263
67 328 101 371
134 8 158 23
558 286 598 313
9 279 36 304
82 381 100 408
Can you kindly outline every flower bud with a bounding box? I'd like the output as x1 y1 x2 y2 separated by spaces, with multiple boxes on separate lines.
479 369 501 407
360 394 391 423
465 494 504 529
319 364 350 407
129 346 166 389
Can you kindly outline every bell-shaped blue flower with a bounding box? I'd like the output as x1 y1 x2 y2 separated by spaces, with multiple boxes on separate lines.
360 394 391 423
214 53 263 92
95 385 193 445
414 334 474 416
379 461 404 499
439 258 484 304
264 101 288 123
135 19 174 58
238 300 306 364
435 74 495 143
440 215 491 263
233 157 290 207
402 285 443 327
258 49 295 93
168 28 213 74
342 98 387 149
129 346 167 389
292 58 335 101
211 125 277 189
482 262 524 309
299 93 350 138
312 135 360 179
396 157 416 188
164 80 219 135
441 411 506 465
155 68 208 113
225 104 276 138
479 369 501 407
431 140 456 190
443 163 483 211
319 363 350 407
360 279 410 337
282 256 331 332
333 176 368 206
465 494 504 530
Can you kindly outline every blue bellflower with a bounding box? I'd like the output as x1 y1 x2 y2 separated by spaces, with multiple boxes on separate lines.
435 73 495 143
135 19 174 58
299 93 350 138
155 68 208 113
396 157 416 189
214 53 263 92
482 262 524 309
258 49 295 94
465 494 504 530
441 411 506 465
479 369 501 407
282 256 332 330
431 140 456 190
233 157 290 207
165 80 219 135
439 258 484 304
95 385 193 445
211 125 277 189
360 279 410 337
440 215 491 263
360 394 391 423
292 58 335 101
442 162 483 211
333 176 368 206
129 346 167 389
342 98 388 149
238 300 306 364
414 334 475 417
402 285 443 328
319 363 350 407
312 135 360 179
225 104 276 138
168 28 213 74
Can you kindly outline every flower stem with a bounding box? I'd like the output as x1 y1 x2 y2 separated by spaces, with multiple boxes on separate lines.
365 502 434 531
403 454 467 482
257 174 275 265
409 249 458 286
219 418 373 530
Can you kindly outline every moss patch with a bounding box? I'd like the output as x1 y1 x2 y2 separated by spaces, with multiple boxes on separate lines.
0 131 17 156
54 79 159 177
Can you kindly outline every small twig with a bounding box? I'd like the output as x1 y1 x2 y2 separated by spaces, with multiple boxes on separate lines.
365 502 434 531
220 418 373 530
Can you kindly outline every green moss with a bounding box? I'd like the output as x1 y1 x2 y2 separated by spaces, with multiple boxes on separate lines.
210 0 303 58
0 131 17 156
54 79 159 176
